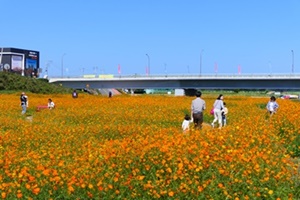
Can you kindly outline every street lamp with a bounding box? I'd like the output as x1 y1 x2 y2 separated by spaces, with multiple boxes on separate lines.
146 54 150 75
200 49 204 76
93 66 98 75
0 48 3 68
268 61 272 75
61 53 66 78
291 50 294 74
45 60 52 78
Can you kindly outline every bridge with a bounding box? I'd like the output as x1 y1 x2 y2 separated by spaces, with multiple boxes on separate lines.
48 74 300 91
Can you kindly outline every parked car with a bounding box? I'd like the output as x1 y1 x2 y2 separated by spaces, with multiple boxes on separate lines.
280 94 299 99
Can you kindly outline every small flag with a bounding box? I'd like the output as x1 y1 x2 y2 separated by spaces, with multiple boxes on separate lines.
214 62 218 73
118 64 121 74
238 65 241 74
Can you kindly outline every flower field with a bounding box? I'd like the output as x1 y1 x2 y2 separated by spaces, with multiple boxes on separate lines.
0 93 299 199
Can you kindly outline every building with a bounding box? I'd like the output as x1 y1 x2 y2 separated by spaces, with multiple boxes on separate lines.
0 47 40 77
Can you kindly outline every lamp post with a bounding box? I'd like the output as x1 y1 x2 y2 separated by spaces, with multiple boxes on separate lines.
0 48 3 68
268 61 272 75
45 60 52 78
61 53 66 78
200 49 204 76
146 54 150 75
291 50 294 74
93 66 98 75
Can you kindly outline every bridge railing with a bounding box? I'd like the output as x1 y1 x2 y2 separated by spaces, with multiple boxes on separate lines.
48 73 300 79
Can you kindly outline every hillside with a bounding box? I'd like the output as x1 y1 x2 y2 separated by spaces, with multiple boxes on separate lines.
0 72 72 94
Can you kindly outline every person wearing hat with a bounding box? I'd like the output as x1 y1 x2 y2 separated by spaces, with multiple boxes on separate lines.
20 92 28 114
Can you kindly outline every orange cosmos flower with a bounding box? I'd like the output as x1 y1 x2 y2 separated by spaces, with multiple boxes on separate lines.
108 184 113 189
42 169 51 176
98 186 103 191
113 176 119 182
25 183 31 189
17 192 23 199
178 162 183 170
1 192 6 199
87 191 93 198
28 175 35 182
68 185 74 193
88 184 93 189
168 191 174 197
198 186 204 192
32 187 40 195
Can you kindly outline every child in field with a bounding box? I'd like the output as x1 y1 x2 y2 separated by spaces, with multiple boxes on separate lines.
182 114 192 132
266 96 279 115
48 99 55 109
222 102 228 126
72 90 78 98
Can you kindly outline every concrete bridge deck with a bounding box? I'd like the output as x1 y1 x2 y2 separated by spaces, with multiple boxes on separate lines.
48 74 300 90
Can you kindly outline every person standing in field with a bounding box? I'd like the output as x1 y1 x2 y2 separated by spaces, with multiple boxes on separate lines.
20 92 28 114
211 94 224 129
191 91 206 129
266 96 279 115
222 102 228 126
182 114 192 133
72 90 78 98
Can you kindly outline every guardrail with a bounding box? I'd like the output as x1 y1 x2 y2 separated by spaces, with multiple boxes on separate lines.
48 73 300 79
47 73 300 90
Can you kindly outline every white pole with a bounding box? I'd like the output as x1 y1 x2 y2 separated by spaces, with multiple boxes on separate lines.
0 48 3 68
21 55 25 76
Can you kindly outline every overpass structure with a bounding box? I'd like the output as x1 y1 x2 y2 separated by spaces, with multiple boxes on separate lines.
48 74 300 90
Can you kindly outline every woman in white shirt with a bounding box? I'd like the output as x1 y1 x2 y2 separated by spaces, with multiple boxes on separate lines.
211 94 224 129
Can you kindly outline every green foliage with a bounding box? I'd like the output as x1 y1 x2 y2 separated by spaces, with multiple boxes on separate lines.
273 116 300 158
257 103 266 109
287 134 300 157
233 89 240 93
0 72 72 94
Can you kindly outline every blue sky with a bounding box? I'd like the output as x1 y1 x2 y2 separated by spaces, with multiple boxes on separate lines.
1 0 299 77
